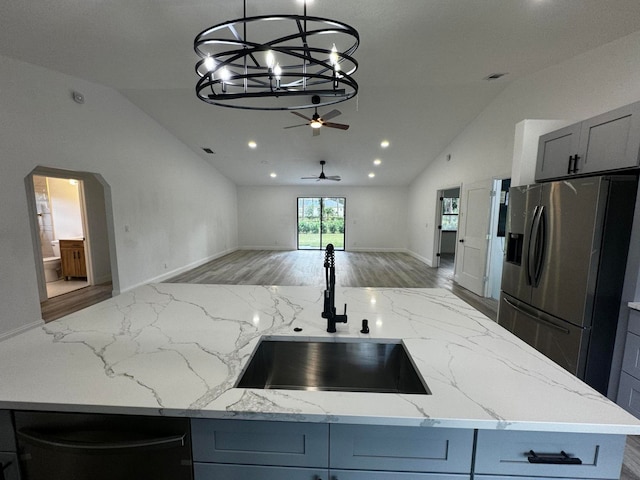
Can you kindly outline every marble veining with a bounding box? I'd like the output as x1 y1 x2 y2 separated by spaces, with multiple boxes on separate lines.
1 284 639 434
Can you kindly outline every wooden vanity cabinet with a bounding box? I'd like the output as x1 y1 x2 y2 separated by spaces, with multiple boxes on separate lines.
59 239 87 279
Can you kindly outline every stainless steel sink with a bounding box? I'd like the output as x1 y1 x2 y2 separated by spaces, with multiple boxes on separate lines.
237 340 430 394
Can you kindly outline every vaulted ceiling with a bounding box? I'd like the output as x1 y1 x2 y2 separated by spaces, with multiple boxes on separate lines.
2 1 640 185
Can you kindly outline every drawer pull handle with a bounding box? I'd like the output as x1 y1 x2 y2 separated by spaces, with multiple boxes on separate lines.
527 450 582 465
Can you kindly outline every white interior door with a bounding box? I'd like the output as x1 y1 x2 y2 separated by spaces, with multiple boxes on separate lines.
455 179 493 296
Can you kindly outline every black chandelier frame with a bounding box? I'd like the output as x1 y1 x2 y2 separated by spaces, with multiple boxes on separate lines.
194 1 359 111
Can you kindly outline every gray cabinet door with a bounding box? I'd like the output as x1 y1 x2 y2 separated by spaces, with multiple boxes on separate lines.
474 430 626 479
618 371 640 417
329 424 473 474
535 123 581 181
622 332 640 380
579 101 640 175
0 453 20 480
194 463 327 480
330 470 468 479
191 419 328 468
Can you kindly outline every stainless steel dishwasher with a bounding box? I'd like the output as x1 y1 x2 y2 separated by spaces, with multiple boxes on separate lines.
14 411 192 480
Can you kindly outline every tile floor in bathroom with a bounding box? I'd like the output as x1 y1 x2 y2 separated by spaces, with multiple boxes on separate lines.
46 279 89 298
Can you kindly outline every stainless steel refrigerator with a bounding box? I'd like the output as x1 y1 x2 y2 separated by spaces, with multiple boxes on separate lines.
498 175 637 395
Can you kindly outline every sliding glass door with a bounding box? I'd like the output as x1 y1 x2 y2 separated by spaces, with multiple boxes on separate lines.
297 197 345 250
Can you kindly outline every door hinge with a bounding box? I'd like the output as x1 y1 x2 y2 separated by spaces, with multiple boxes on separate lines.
436 253 441 257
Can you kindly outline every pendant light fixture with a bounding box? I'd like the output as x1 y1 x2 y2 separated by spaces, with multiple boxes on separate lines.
194 0 359 110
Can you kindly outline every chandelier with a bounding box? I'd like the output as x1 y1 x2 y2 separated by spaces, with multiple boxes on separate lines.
194 0 359 110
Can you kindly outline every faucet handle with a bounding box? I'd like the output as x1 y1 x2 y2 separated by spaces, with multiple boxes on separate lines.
360 319 369 334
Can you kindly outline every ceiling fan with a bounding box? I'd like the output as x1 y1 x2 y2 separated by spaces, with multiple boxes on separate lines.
301 161 341 182
284 108 350 136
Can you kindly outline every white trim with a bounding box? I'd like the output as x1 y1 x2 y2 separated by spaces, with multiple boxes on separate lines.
0 320 44 343
121 247 238 292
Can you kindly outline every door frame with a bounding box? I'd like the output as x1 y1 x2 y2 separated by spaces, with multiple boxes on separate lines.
25 166 118 303
433 185 461 268
297 196 346 251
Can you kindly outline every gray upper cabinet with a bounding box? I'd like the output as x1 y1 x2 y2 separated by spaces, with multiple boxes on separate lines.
536 123 582 181
536 101 640 182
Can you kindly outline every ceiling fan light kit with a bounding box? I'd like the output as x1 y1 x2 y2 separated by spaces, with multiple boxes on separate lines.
194 0 359 111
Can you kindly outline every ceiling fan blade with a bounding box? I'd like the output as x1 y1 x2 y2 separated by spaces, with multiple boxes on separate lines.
291 111 312 121
320 109 342 121
326 176 341 181
312 128 321 137
301 176 319 179
283 123 308 129
324 122 350 130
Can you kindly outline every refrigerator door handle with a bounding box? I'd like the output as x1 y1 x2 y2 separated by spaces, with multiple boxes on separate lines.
527 205 541 286
532 205 546 287
503 297 571 334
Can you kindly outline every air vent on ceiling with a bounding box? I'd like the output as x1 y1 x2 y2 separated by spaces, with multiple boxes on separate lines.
202 147 215 154
484 72 508 81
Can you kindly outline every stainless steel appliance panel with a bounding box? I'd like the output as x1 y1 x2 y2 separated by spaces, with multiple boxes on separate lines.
530 178 607 327
15 411 192 480
499 293 589 376
501 184 543 304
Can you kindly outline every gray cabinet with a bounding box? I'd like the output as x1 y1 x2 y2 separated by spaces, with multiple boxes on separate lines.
191 419 329 480
0 410 19 480
191 420 473 480
474 430 626 479
618 310 640 416
330 424 473 475
535 101 640 181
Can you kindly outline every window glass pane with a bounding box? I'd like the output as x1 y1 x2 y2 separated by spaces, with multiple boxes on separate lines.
442 214 458 231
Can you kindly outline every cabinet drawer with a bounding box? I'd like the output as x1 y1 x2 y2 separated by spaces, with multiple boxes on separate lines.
59 240 84 249
191 419 328 467
622 332 640 380
330 425 473 474
331 470 468 479
618 371 640 418
474 430 625 479
475 476 611 480
0 410 15 451
194 463 326 480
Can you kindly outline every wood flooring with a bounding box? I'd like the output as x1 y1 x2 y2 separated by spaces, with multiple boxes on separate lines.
167 250 499 320
36 249 640 478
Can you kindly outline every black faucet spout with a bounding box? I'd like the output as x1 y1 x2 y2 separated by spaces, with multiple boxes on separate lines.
322 244 347 332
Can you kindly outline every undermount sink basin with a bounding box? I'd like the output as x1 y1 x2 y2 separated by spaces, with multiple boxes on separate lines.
237 339 430 395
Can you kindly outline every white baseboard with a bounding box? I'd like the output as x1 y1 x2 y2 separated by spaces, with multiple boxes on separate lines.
0 319 44 343
121 247 239 293
238 246 293 251
406 250 433 267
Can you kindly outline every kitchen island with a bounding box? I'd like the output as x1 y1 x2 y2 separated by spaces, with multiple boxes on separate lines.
1 284 640 479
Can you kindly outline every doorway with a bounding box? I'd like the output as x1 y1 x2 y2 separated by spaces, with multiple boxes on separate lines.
435 187 460 275
297 197 345 250
32 175 89 298
26 167 116 318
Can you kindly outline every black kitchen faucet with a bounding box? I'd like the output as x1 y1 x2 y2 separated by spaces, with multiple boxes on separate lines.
322 244 347 332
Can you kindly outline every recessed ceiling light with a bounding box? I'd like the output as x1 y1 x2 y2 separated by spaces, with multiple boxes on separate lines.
380 140 390 148
248 141 257 148
270 172 277 178
373 159 382 166
368 172 375 178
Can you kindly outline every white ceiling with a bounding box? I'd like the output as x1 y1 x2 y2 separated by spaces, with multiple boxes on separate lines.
2 1 640 186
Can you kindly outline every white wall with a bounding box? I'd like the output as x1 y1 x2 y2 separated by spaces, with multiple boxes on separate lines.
47 177 84 240
0 54 238 338
408 30 640 266
238 185 408 251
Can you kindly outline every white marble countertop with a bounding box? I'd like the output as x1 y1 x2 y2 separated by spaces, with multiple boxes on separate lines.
629 302 640 311
1 284 640 434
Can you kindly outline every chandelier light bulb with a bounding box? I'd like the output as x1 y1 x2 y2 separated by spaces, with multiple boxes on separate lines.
266 50 276 70
329 43 339 66
274 63 282 80
204 56 215 72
